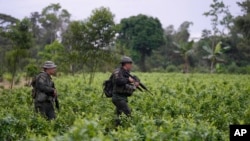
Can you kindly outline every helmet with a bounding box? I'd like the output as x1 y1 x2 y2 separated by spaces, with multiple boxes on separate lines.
42 61 57 69
120 56 133 64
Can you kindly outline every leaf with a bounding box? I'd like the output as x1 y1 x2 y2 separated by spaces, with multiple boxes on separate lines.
214 41 222 54
208 54 214 59
173 50 180 54
202 55 213 60
223 46 230 50
215 57 225 63
187 40 194 50
186 49 194 56
173 42 181 49
222 46 230 52
202 46 213 54
202 56 208 60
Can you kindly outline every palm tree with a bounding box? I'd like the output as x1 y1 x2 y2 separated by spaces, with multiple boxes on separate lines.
173 40 194 73
202 41 230 73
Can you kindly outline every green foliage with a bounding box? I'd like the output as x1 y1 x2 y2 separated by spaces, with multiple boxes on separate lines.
118 14 165 71
84 7 117 83
173 40 194 73
227 64 250 74
0 13 19 30
174 21 193 42
25 62 39 85
63 7 117 83
203 0 231 36
234 0 250 61
3 72 12 82
39 40 67 72
0 69 3 82
14 74 21 85
1 2 250 76
174 41 194 57
39 3 70 44
202 0 235 73
227 63 239 74
147 21 194 71
166 65 179 72
0 73 250 140
202 41 230 73
25 63 39 78
1 18 33 88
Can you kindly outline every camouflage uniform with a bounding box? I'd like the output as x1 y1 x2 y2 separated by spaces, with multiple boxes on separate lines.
34 61 57 120
112 57 136 126
34 72 56 120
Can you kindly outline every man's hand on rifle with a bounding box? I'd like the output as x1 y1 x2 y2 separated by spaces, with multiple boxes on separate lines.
53 90 60 111
53 89 57 97
129 77 134 83
134 82 140 87
129 77 140 87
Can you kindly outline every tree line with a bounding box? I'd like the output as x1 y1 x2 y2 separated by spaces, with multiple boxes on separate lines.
0 0 250 87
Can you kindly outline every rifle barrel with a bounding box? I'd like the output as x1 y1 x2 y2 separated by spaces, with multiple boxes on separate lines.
126 72 154 95
137 86 143 92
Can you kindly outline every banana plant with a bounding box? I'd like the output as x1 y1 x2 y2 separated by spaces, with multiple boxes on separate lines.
173 40 194 73
202 41 230 73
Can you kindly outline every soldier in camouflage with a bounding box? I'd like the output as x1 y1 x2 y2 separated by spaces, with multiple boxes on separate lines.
112 56 139 126
34 61 57 120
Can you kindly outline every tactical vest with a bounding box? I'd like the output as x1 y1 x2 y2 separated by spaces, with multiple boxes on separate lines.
112 68 136 96
34 72 54 102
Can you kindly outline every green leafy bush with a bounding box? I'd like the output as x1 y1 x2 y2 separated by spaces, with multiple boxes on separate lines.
3 73 12 83
0 73 249 140
166 65 179 72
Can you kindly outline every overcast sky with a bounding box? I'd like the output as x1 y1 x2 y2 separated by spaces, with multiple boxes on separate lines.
0 0 243 38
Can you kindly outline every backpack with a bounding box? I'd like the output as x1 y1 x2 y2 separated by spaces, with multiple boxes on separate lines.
103 74 114 98
31 76 37 99
30 72 42 99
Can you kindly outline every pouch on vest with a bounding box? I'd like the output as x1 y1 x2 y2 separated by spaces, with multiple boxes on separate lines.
36 92 49 102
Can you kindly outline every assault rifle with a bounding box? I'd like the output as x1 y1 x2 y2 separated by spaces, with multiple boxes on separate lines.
55 96 60 111
125 72 154 95
52 82 60 111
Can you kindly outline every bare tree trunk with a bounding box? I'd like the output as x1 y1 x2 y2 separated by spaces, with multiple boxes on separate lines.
88 59 97 85
70 64 75 76
25 73 29 86
10 55 18 89
10 69 16 89
210 60 214 73
184 55 189 73
210 36 216 73
10 74 14 89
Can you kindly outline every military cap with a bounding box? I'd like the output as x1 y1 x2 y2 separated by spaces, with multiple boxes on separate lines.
120 56 133 64
42 61 57 69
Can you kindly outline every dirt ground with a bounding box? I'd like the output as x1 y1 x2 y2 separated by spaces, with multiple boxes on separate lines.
0 78 30 89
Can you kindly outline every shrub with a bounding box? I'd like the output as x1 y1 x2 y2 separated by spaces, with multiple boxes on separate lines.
25 64 39 78
226 63 250 74
193 66 210 73
0 73 249 140
14 74 21 85
166 65 179 72
238 66 250 74
0 70 3 82
227 63 239 73
3 73 12 83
